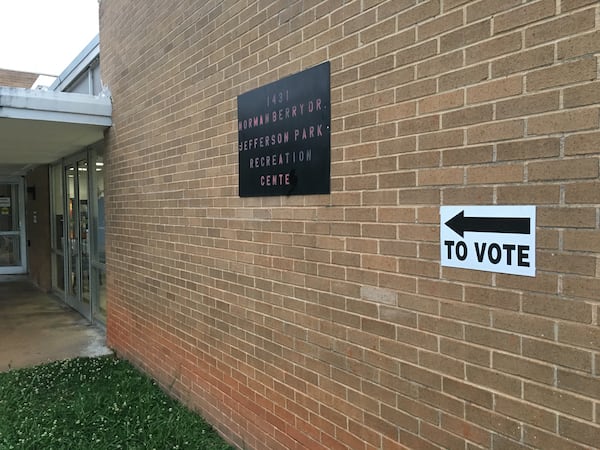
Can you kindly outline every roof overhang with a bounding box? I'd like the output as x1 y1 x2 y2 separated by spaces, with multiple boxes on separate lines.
0 87 111 176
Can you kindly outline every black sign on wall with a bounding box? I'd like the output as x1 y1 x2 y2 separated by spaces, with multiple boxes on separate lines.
237 62 331 197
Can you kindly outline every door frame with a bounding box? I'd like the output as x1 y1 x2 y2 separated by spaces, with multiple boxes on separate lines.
0 177 27 275
63 153 92 320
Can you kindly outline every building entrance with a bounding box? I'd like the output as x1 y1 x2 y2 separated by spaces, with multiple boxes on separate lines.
51 146 106 324
65 158 91 319
0 179 26 274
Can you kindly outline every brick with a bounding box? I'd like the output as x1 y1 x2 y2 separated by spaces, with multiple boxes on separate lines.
397 151 440 169
564 131 600 156
359 55 395 79
444 415 491 448
564 229 600 253
525 383 594 420
466 365 521 397
418 279 463 301
398 187 440 204
418 10 463 41
466 324 521 353
376 0 419 21
495 396 557 432
440 20 491 53
417 50 464 79
557 369 600 401
396 0 441 29
397 392 440 423
564 81 600 108
397 40 438 69
379 171 417 188
419 314 463 339
419 350 465 379
497 91 559 119
376 66 414 90
492 45 554 78
560 417 600 449
561 0 600 11
441 297 492 325
360 90 397 111
378 27 416 56
467 119 524 144
442 145 492 166
466 404 521 439
439 63 489 91
566 180 600 204
524 425 592 450
344 111 377 129
529 158 599 181
496 137 560 161
525 9 596 47
419 387 465 417
379 102 417 123
559 322 600 352
496 272 559 295
528 108 600 136
444 378 493 408
439 336 487 370
442 186 494 205
464 286 520 311
443 0 470 11
497 184 560 205
527 58 597 91
362 123 397 142
398 432 440 450
381 404 418 434
343 9 377 36
467 164 524 184
538 206 597 228
523 293 593 323
465 31 521 65
466 0 522 22
558 30 600 59
523 337 592 372
563 275 600 302
492 352 554 384
491 435 531 450
419 129 464 150
494 0 556 34
443 105 493 128
420 421 465 450
467 75 523 104
419 90 465 114
379 136 417 155
419 167 463 186
398 115 440 137
397 79 438 103
539 250 596 276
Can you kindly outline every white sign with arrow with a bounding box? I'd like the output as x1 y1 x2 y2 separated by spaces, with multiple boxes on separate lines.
440 205 536 277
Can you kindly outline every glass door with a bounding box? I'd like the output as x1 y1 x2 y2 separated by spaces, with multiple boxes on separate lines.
0 180 26 274
65 159 91 319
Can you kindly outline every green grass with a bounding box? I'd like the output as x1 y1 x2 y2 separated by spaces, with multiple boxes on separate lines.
0 356 234 450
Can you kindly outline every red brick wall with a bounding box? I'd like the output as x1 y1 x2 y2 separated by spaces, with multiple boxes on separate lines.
100 1 600 449
0 68 37 88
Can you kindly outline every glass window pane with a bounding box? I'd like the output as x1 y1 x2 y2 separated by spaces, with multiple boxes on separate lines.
0 184 18 232
0 235 21 267
51 164 64 251
53 253 65 291
92 267 106 323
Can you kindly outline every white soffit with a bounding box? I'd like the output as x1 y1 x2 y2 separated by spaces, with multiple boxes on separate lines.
0 87 111 174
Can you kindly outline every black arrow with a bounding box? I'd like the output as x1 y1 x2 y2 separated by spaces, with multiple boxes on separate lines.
445 210 530 238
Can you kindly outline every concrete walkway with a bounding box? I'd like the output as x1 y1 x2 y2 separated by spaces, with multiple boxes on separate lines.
0 280 111 372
